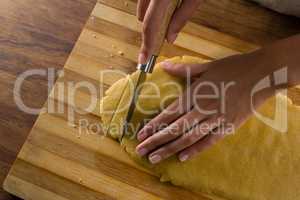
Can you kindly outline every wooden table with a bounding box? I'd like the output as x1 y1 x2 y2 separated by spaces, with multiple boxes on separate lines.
0 0 96 199
0 0 299 199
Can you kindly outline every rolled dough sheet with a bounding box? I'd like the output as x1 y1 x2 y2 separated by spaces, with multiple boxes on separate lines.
100 56 300 200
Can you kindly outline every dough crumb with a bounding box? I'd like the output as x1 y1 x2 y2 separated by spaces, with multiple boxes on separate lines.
118 51 124 56
69 123 77 128
92 34 97 39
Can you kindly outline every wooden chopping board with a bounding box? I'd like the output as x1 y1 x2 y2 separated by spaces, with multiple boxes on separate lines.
3 0 300 199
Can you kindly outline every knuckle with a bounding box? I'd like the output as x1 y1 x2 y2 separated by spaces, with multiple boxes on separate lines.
143 123 155 133
189 147 199 157
165 146 175 154
186 137 195 144
207 136 217 147
184 133 199 144
160 146 176 157
196 129 206 138
144 137 159 148
215 133 225 140
164 125 179 137
174 64 185 74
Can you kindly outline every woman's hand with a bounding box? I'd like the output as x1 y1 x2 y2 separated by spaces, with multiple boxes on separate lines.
137 0 202 64
135 35 300 164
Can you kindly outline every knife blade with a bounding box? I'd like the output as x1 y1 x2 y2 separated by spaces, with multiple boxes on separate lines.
119 55 158 142
119 68 147 142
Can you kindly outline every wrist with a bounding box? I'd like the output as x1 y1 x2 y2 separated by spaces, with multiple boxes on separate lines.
261 35 300 87
243 47 283 106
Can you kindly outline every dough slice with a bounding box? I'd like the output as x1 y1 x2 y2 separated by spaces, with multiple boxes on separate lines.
99 77 129 135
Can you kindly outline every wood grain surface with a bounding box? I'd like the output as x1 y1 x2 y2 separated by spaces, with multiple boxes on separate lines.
1 0 300 199
0 0 96 199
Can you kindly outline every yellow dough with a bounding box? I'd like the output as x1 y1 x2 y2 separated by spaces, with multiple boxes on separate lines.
100 56 300 200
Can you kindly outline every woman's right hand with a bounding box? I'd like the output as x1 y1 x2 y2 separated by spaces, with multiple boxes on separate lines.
137 0 203 64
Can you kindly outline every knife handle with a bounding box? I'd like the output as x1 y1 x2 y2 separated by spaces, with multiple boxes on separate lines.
152 0 180 56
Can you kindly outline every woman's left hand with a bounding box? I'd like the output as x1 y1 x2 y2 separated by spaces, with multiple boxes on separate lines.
135 45 291 164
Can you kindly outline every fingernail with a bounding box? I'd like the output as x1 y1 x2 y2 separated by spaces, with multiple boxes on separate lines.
161 61 172 69
179 154 189 162
149 154 161 164
136 148 148 156
137 131 147 141
138 53 147 64
168 33 178 43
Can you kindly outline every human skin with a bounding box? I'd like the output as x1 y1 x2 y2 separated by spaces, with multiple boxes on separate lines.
137 0 203 64
135 0 300 164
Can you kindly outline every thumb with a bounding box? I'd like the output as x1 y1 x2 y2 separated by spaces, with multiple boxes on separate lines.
161 61 209 78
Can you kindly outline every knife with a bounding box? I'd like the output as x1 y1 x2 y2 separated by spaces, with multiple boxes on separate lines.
119 0 181 142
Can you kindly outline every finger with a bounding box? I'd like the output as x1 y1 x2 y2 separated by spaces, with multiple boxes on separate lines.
137 100 180 141
178 124 230 162
161 61 210 78
139 0 172 63
137 80 217 142
167 0 202 43
148 115 224 164
137 0 151 21
137 93 194 142
137 73 218 142
136 109 206 158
